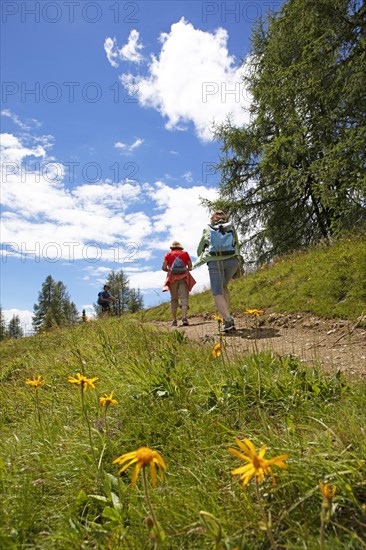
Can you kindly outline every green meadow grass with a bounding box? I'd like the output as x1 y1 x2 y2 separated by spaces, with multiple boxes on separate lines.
1 230 366 549
1 316 365 549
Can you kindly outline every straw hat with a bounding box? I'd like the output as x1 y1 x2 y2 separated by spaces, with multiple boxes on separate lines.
170 241 184 250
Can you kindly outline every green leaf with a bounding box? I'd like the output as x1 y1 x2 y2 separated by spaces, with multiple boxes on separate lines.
88 494 108 504
111 491 122 512
102 506 123 523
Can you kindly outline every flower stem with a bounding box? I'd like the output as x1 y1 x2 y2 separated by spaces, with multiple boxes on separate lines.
252 317 259 353
319 501 329 550
255 478 277 550
35 391 45 442
80 387 97 465
103 406 109 435
142 467 162 546
320 516 325 550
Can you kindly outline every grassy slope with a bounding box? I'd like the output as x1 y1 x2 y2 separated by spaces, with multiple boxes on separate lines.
143 231 366 322
0 231 366 549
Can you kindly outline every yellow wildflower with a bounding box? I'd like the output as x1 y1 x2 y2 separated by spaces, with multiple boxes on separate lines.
212 314 224 323
113 446 167 487
25 375 45 388
320 481 336 501
212 343 222 358
68 373 99 391
244 309 264 317
229 437 288 487
99 391 118 407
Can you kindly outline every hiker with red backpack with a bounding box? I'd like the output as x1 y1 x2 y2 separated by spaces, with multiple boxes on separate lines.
193 211 241 332
162 241 196 327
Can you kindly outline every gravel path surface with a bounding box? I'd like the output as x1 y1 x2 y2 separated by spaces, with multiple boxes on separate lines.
151 312 366 378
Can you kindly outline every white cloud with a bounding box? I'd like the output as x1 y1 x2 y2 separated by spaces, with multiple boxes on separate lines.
104 29 144 67
1 127 219 307
1 110 41 131
117 18 251 142
114 137 144 154
119 30 144 63
104 37 120 67
1 131 48 163
0 132 153 260
114 141 125 149
182 171 193 183
130 138 143 150
148 180 217 253
127 269 167 290
1 131 217 286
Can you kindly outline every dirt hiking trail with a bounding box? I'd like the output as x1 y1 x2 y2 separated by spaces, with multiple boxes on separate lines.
151 312 366 378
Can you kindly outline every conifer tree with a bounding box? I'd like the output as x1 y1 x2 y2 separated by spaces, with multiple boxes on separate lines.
0 307 8 341
32 275 79 332
105 270 130 316
213 0 366 265
96 270 143 317
7 315 24 339
128 288 144 313
63 298 80 326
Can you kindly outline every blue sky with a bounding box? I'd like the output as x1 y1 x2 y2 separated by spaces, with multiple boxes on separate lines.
1 0 281 333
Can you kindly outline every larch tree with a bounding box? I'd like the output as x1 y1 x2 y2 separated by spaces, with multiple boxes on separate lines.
213 0 366 266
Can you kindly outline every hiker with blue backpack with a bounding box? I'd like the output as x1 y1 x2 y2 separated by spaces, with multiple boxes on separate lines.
162 240 196 327
193 210 241 332
97 284 116 315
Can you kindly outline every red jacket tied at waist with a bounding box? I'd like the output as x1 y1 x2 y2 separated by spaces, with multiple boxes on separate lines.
162 270 196 293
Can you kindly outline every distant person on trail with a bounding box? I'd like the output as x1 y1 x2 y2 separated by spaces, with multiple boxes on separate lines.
193 210 240 332
97 284 116 314
162 240 196 327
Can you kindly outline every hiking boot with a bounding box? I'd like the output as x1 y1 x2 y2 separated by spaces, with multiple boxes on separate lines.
171 320 177 327
221 316 236 332
182 318 189 326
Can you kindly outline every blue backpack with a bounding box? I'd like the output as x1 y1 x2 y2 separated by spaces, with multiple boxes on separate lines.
171 255 186 274
208 222 235 255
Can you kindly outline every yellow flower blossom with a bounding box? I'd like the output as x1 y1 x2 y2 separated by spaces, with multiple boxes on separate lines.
68 373 99 392
212 343 222 358
229 437 288 487
25 375 45 388
244 309 264 317
113 446 167 487
212 314 224 323
99 391 118 407
320 481 336 501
